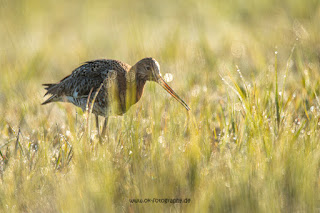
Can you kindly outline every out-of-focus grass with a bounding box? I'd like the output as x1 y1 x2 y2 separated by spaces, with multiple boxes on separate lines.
1 0 320 212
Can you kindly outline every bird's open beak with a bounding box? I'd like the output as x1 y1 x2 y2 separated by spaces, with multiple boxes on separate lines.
157 76 190 111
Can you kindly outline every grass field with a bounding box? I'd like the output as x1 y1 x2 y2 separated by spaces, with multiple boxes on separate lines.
1 0 320 212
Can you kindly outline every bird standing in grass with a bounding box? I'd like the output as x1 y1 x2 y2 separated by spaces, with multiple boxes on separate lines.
42 58 190 137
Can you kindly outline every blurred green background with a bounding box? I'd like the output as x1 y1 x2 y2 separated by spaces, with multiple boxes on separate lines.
0 0 320 212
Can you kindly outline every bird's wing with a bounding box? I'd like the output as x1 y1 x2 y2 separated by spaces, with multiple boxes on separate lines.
42 60 129 104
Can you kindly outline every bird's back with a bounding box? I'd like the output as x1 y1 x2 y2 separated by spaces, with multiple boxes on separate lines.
42 59 131 116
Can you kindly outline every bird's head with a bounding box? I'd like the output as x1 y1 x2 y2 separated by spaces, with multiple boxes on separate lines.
134 57 161 81
134 57 190 111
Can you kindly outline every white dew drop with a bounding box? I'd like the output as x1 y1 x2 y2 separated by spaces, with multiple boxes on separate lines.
163 73 173 82
293 93 296 98
158 136 164 144
202 86 207 92
310 106 315 112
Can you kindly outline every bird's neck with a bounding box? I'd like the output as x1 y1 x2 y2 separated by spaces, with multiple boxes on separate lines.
125 68 147 108
135 77 147 102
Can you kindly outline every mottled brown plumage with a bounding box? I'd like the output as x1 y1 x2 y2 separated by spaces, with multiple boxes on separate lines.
42 57 190 136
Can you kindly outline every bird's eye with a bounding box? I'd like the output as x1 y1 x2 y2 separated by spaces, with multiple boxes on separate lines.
146 66 151 71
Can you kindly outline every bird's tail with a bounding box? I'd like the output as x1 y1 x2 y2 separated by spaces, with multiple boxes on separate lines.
43 83 55 90
42 83 60 105
41 94 60 105
43 83 58 94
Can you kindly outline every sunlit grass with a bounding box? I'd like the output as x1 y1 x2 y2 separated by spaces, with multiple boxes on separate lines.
0 0 320 212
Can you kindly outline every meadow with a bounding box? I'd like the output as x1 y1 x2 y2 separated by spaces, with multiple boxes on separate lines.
0 0 320 212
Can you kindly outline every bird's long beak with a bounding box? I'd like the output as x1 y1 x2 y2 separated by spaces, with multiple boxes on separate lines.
157 76 190 111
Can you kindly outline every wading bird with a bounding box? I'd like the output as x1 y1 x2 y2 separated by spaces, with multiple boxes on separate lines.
42 58 190 136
